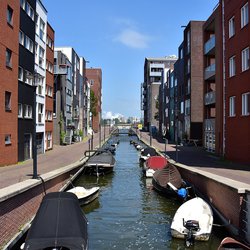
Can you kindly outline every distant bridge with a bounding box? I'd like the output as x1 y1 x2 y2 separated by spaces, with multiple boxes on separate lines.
111 124 137 135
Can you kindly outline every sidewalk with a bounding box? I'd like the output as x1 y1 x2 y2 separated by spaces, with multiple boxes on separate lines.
138 131 250 185
0 131 104 189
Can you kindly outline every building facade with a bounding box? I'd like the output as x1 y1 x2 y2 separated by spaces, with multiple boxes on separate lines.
18 0 36 162
34 0 47 154
223 0 250 163
142 56 177 134
86 68 102 133
45 22 54 151
0 0 19 166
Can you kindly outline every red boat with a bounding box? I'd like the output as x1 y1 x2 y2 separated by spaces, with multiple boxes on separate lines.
143 156 168 177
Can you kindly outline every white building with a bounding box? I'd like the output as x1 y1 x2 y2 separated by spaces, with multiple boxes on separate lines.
35 0 47 154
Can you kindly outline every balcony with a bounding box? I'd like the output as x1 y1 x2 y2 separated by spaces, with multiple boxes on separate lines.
205 91 216 105
204 63 215 81
204 36 215 55
54 65 68 75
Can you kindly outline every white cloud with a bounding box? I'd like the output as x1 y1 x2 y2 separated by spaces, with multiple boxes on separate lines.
103 111 124 120
114 28 150 49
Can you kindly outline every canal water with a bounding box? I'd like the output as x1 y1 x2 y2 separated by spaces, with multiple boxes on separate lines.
74 135 226 250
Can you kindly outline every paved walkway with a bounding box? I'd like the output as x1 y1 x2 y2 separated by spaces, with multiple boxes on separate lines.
0 129 249 190
138 131 250 185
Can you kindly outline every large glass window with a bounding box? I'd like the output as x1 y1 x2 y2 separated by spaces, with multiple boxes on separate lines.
241 47 249 71
229 96 236 117
229 56 236 77
242 92 250 116
228 16 235 38
241 2 249 28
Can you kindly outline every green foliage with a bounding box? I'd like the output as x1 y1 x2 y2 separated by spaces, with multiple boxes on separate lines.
90 89 97 116
79 130 83 137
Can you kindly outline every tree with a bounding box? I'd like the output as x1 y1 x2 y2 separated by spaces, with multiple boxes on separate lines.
90 89 97 116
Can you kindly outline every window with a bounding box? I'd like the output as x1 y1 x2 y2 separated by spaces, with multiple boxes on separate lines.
181 102 184 114
66 104 71 113
18 67 24 81
47 132 52 149
241 2 249 28
185 99 190 115
187 30 190 54
187 58 190 74
242 92 250 116
20 0 25 10
229 96 236 117
5 135 11 145
229 56 236 77
39 19 45 41
39 46 45 67
229 16 235 38
6 48 12 68
25 2 34 21
25 36 34 53
25 70 33 85
242 47 249 71
19 30 24 46
24 104 32 118
5 91 11 111
7 5 13 26
89 79 94 86
18 103 23 118
38 103 44 123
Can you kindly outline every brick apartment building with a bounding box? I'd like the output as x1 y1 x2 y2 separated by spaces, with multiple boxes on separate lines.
223 0 250 163
86 68 102 133
45 22 54 151
0 0 19 166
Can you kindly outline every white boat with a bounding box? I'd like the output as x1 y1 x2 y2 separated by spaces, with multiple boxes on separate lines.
171 197 213 247
67 186 100 205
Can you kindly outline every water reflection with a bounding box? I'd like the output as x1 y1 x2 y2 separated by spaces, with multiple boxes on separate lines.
73 135 225 249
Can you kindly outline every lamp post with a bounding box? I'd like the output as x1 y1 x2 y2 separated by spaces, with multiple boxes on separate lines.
26 71 40 179
90 112 93 150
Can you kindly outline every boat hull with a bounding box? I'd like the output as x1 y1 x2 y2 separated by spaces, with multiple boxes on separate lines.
170 197 213 242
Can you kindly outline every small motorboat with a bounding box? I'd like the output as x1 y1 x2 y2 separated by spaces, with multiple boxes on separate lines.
152 163 189 200
67 186 100 205
143 156 168 177
22 192 88 250
217 237 250 250
84 150 116 176
140 147 157 162
171 197 213 247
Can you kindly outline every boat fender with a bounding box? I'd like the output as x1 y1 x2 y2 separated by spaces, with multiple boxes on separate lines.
177 188 188 199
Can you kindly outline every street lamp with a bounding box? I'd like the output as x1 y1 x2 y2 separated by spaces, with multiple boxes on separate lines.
26 71 41 179
90 112 93 150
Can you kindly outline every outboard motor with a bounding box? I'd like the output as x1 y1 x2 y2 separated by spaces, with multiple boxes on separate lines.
183 219 200 247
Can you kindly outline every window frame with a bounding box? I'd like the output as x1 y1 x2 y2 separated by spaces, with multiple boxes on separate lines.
229 96 236 117
241 47 249 72
229 55 236 77
241 2 249 28
228 16 235 38
242 92 250 116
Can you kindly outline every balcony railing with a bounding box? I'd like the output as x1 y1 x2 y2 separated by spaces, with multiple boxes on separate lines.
204 63 216 80
205 91 216 105
204 36 215 55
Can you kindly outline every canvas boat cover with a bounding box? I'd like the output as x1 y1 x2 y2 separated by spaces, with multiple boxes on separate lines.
145 156 168 170
153 163 183 189
24 192 88 250
86 151 115 166
141 147 157 156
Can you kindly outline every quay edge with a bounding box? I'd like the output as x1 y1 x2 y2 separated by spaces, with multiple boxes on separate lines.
139 135 250 245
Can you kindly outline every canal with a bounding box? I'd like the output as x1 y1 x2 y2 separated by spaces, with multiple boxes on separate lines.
74 135 227 250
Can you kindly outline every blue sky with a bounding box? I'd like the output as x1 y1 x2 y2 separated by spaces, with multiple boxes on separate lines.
43 0 218 119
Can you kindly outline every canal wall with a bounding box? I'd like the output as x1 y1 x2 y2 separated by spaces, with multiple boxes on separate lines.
172 161 250 244
138 133 250 244
0 159 87 249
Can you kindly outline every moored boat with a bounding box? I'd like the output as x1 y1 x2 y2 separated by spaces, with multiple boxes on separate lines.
217 237 250 250
152 163 189 200
171 197 213 247
22 192 88 250
84 150 116 176
67 186 100 205
143 156 168 177
140 147 157 162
